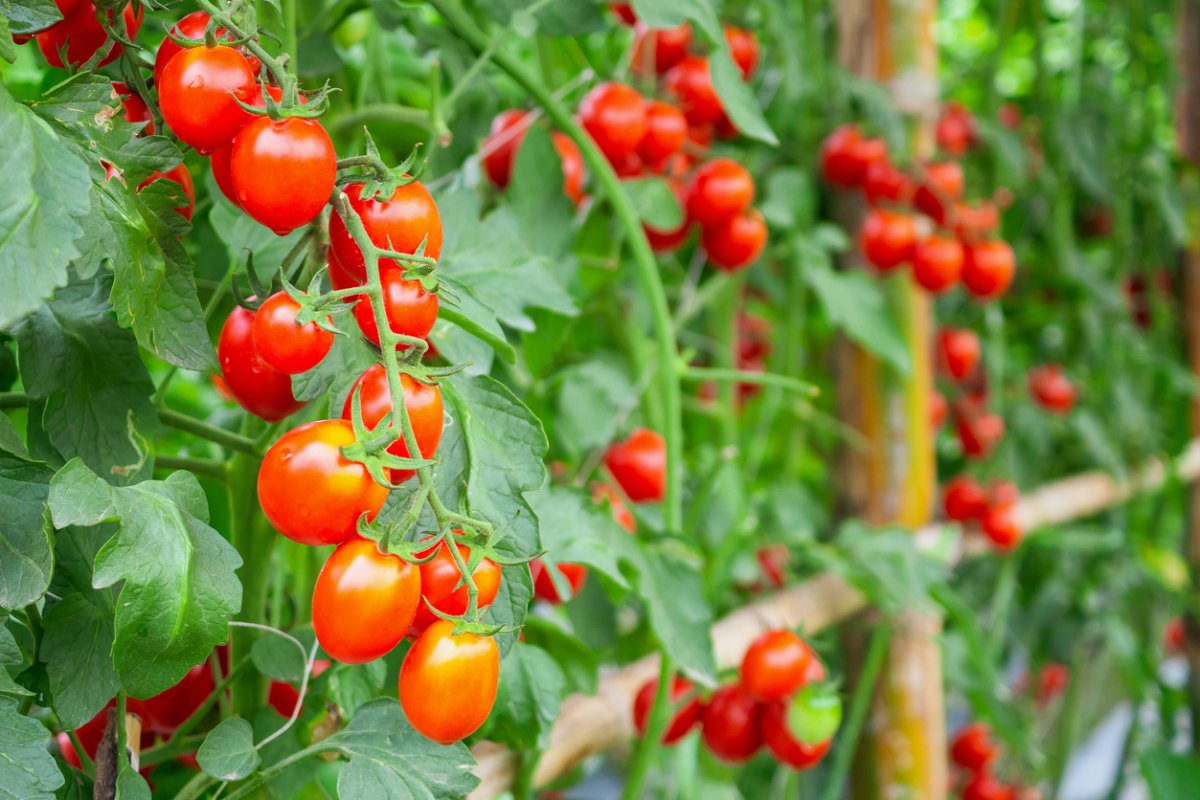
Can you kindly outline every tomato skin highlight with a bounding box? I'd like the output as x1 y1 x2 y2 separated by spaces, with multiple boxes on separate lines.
399 621 500 744
341 365 444 485
701 684 764 763
217 305 306 422
686 158 754 226
605 428 666 503
632 676 703 745
313 537 422 664
962 240 1016 299
980 501 1021 550
761 701 831 770
159 45 256 154
702 209 767 272
329 180 443 283
258 419 389 547
410 533 502 635
37 0 142 70
351 268 439 348
740 629 817 701
230 117 336 236
252 291 334 374
579 82 647 166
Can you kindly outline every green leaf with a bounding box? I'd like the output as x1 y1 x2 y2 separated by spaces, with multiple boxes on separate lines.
632 545 717 686
290 334 375 402
528 486 630 590
817 522 946 616
0 0 62 34
436 282 516 365
485 643 565 750
47 460 242 698
1141 748 1200 800
622 177 683 230
0 705 64 799
0 16 15 64
806 262 911 374
482 566 532 659
328 659 388 718
552 359 637 456
0 449 53 610
519 617 598 695
41 591 118 728
209 198 305 286
760 168 815 229
251 634 307 683
508 126 576 260
483 0 606 35
197 718 261 781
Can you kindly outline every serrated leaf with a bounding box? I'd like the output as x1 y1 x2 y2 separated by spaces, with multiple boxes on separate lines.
485 643 564 750
41 591 118 728
806 262 911 374
483 566 532 658
0 449 53 611
0 0 61 33
632 545 717 686
197 718 261 781
0 705 63 799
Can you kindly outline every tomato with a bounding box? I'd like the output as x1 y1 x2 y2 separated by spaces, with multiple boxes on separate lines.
938 327 980 381
591 482 636 533
630 23 692 75
552 132 586 205
702 209 767 272
209 85 285 208
740 629 817 701
112 82 153 135
785 682 842 745
1166 617 1186 654
329 180 443 284
953 200 1000 243
820 125 887 188
251 291 333 374
230 116 336 236
936 102 977 155
159 45 256 154
217 305 306 422
962 240 1016 299
1035 662 1069 706
341 365 444 484
999 103 1022 129
605 428 666 503
1027 364 1076 414
137 163 196 220
980 501 1021 550
950 722 996 770
955 409 1004 460
36 0 141 70
724 26 760 79
701 684 763 763
610 2 637 25
942 475 987 522
859 209 916 271
638 100 688 167
327 246 361 291
579 82 646 166
399 620 499 744
761 700 831 770
633 676 703 745
664 56 725 126
313 537 421 663
912 235 964 293
481 109 529 190
258 420 389 546
531 559 588 603
913 161 965 224
644 180 692 253
863 160 912 205
155 11 219 86
686 158 754 226
351 268 439 348
930 389 948 429
962 772 1017 800
267 659 331 717
410 532 502 634
756 543 789 589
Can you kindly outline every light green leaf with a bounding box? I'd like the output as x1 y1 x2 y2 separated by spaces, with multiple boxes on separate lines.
633 545 717 685
623 177 683 230
197 718 261 781
806 262 911 374
328 660 387 718
528 486 630 591
485 643 565 750
552 359 636 455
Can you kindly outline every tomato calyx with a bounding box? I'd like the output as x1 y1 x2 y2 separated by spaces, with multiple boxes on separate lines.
341 380 439 489
336 137 427 197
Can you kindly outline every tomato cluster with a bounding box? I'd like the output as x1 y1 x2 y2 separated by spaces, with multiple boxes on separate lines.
949 723 1026 800
28 0 143 69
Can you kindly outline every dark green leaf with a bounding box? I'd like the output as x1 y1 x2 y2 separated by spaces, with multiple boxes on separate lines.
197 718 261 781
483 0 606 35
0 705 63 799
1141 748 1200 800
483 566 532 658
291 334 375 402
251 634 307 683
0 449 53 610
0 0 61 34
485 643 564 750
41 591 118 728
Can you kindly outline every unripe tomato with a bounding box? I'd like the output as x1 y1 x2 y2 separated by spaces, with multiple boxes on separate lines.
820 124 887 188
112 82 153 135
701 684 764 763
399 621 499 744
956 409 1004 460
962 772 1017 800
632 676 703 745
762 700 831 770
552 132 586 206
942 475 987 522
313 537 421 663
912 235 964 293
252 291 333 374
686 158 754 226
341 365 443 484
740 629 817 701
579 82 647 166
664 56 725 126
938 327 980 381
936 102 977 156
950 722 996 770
638 100 688 167
724 26 760 79
481 109 529 190
913 161 964 224
953 200 1000 243
630 23 692 75
230 116 336 236
37 0 141 70
531 558 588 603
591 482 636 533
702 209 767 272
329 180 443 284
410 532 502 635
351 268 439 349
962 240 1016 299
258 420 389 546
644 180 692 253
605 428 666 502
137 163 195 220
863 160 912 205
159 45 256 154
860 209 916 270
1027 364 1076 414
217 305 306 422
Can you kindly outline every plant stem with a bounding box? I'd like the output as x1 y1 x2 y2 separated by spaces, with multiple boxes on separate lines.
158 408 261 455
621 656 675 800
330 103 433 136
818 623 892 800
680 367 819 397
155 455 227 480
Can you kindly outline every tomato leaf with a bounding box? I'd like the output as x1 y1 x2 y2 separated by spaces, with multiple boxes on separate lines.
816 522 946 617
290 334 376 402
484 642 565 750
630 545 718 686
520 616 599 695
805 261 911 375
623 177 683 230
47 460 242 698
197 718 261 781
0 447 53 611
551 359 637 456
209 194 306 285
0 705 64 799
41 590 119 728
327 659 387 718
508 127 577 261
0 17 15 64
0 0 62 34
528 486 630 590
250 632 308 683
1141 748 1200 799
484 0 606 36
483 566 532 658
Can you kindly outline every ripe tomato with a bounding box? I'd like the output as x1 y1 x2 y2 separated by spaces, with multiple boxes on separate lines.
399 621 499 744
531 559 588 603
313 537 421 663
999 102 1022 130
863 160 912 205
251 291 333 374
633 676 703 745
913 161 965 224
605 428 666 503
37 0 141 70
579 82 647 166
154 11 217 86
341 365 444 484
644 180 692 253
610 2 637 25
258 420 389 546
956 409 1004 460
665 56 725 126
950 722 996 770
962 772 1016 800
912 235 964 293
740 629 817 701
481 109 529 190
630 23 692 75
761 700 831 770
112 82 153 135
962 240 1016 299
1027 364 1076 414
936 102 977 155
942 475 987 522
137 163 196 220
702 209 767 272
329 180 443 283
210 85 286 208
980 501 1021 550
1165 617 1185 654
860 209 916 271
820 124 887 188
267 659 331 717
410 533 502 634
552 132 586 206
724 26 760 79
953 200 1000 243
159 45 256 154
230 116 336 235
351 268 439 348
638 100 688 167
591 482 636 533
1035 662 1069 706
217 305 306 422
930 389 948 430
938 327 980 381
686 158 754 226
701 684 763 763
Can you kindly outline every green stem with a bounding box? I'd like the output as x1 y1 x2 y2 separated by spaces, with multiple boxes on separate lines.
331 104 434 136
220 742 327 800
622 656 676 800
158 408 261 455
281 0 298 75
680 367 818 397
711 275 740 451
155 455 227 480
818 624 892 800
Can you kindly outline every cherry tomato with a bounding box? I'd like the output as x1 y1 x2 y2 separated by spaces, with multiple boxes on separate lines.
953 200 1000 243
209 85 286 208
863 160 912 205
980 501 1021 550
112 82 153 135
913 161 965 224
930 389 948 430
36 0 141 70
481 109 529 190
665 56 725 126
137 163 196 220
217 305 306 422
258 420 389 546
230 116 336 235
159 45 256 154
605 428 666 502
938 327 980 381
327 245 361 291
912 235 964 293
1027 364 1076 414
761 700 831 770
313 537 421 663
962 772 1017 800
686 158 754 226
531 559 588 603
341 365 444 484
860 209 916 271
610 2 637 25
410 532 502 635
154 11 220 86
1165 617 1186 654
740 629 817 701
267 659 331 717
251 291 333 374
579 82 647 166
591 482 636 533
999 102 1022 130
702 209 767 272
820 124 888 188
329 180 443 283
701 684 763 763
351 268 439 348
936 102 977 155
785 682 842 745
644 180 692 253
630 23 692 75
962 240 1016 299
552 132 586 206
638 100 688 167
724 26 760 79
1035 662 1069 706
955 408 1005 460
633 676 703 745
942 475 987 522
950 722 996 770
399 621 499 744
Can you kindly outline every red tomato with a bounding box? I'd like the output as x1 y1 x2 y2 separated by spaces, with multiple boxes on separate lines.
859 209 916 270
341 365 444 484
251 291 333 374
630 23 692 75
610 2 637 25
664 56 725 126
863 160 912 205
579 82 647 166
912 235 964 293
327 246 360 291
633 676 703 745
724 26 760 79
936 102 977 156
955 409 1005 460
1035 662 1069 705
962 772 1017 800
686 158 754 226
756 544 789 589
962 240 1016 299
399 621 499 744
410 533 502 634
351 268 439 348
740 629 817 701
37 0 141 70
313 537 421 663
531 559 588 603
701 684 764 763
329 180 443 283
998 103 1022 130
154 11 217 87
950 722 996 770
159 45 256 154
258 420 389 546
1027 364 1076 414
702 208 767 272
130 659 216 734
1166 617 1186 654
953 200 1000 243
591 482 636 533
230 116 336 235
761 700 831 770
137 163 195 221
217 305 306 422
605 428 666 502
638 100 688 167
930 389 948 430
913 161 965 225
938 327 980 381
210 85 286 208
644 180 692 253
942 475 987 522
267 659 331 717
820 125 887 188
552 132 586 206
112 82 154 135
980 501 1021 550
481 109 529 190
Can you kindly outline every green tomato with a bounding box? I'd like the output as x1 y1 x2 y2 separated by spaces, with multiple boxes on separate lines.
786 683 843 745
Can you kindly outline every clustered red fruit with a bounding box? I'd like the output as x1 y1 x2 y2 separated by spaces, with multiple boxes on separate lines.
949 723 1027 800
